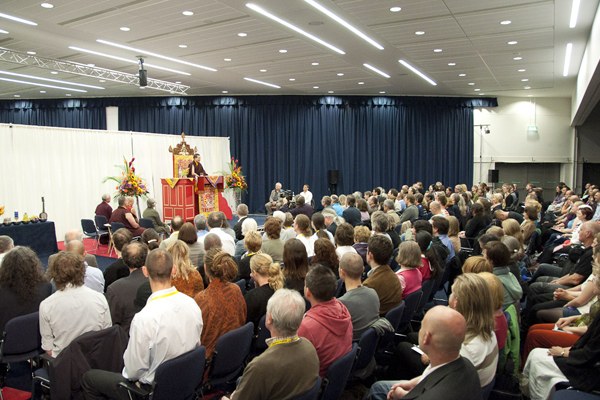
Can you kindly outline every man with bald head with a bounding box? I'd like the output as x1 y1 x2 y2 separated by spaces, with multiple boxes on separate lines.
338 253 380 340
65 240 104 293
48 230 98 268
369 306 482 400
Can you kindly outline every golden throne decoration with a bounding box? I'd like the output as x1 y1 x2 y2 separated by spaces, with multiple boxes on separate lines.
168 132 198 178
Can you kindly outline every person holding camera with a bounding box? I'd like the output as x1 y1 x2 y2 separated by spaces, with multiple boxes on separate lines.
283 195 314 219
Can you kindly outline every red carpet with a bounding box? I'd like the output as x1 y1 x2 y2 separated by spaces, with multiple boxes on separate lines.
57 238 117 259
0 387 31 400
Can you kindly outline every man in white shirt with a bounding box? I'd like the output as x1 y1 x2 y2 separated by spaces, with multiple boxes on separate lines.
203 211 236 256
82 248 203 399
40 252 112 358
301 184 313 205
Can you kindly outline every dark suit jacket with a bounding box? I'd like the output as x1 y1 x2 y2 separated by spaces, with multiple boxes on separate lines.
105 268 147 333
343 206 362 227
234 216 247 241
403 357 482 400
363 265 402 316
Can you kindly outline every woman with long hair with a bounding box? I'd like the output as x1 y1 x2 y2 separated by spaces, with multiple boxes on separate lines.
311 238 339 277
447 215 461 254
195 249 246 358
244 253 284 327
502 218 524 249
282 238 310 293
391 273 498 388
448 273 498 387
0 246 52 332
167 240 204 298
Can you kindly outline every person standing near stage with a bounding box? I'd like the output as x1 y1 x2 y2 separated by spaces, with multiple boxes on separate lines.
187 153 207 178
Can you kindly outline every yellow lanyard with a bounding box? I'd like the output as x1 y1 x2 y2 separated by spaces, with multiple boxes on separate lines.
150 289 179 302
267 335 300 348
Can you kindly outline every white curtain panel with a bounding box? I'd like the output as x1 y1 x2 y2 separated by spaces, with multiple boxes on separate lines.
0 123 230 242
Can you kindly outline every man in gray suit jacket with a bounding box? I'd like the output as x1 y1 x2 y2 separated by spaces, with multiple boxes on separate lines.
369 306 482 400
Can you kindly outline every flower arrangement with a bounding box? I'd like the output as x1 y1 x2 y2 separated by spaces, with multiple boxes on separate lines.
225 157 248 192
104 157 149 199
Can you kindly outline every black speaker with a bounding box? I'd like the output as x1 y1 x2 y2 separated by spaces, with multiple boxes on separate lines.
488 169 499 183
327 170 340 185
138 69 147 87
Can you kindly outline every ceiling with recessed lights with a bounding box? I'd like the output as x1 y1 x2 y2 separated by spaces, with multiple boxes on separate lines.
0 0 597 99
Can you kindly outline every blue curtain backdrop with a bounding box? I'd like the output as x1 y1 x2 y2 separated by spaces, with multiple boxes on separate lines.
0 95 497 213
0 99 106 129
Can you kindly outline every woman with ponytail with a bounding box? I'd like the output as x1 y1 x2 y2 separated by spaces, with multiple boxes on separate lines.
245 253 285 328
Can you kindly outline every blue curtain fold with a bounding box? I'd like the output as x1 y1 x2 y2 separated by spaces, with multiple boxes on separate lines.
0 95 494 213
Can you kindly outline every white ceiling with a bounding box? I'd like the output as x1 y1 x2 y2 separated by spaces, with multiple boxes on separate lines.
0 0 597 99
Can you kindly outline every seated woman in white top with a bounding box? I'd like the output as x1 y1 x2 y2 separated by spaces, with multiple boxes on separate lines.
449 273 499 387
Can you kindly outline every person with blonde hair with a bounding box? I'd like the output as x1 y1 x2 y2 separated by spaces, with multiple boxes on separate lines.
167 240 204 298
237 231 262 283
244 253 284 328
448 273 498 387
502 218 524 249
395 241 423 299
462 255 492 274
195 250 246 358
478 272 508 350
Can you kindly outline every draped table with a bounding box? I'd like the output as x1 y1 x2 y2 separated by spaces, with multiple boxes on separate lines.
0 220 58 257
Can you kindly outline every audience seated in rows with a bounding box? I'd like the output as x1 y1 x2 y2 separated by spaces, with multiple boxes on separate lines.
82 248 203 400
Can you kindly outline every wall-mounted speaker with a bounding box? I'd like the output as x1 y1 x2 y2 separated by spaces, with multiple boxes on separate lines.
327 170 340 185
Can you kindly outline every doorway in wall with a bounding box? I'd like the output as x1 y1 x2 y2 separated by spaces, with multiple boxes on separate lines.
494 163 561 201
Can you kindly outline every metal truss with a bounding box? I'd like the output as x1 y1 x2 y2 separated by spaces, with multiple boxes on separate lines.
0 48 190 95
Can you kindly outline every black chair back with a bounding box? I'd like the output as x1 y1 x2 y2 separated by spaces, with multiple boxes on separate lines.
292 376 322 400
417 279 436 315
95 215 109 229
235 279 247 295
139 218 154 229
320 343 358 400
377 302 405 352
253 315 270 354
206 322 254 389
353 328 379 373
81 219 97 237
397 290 423 333
153 346 206 400
111 222 126 232
0 311 41 363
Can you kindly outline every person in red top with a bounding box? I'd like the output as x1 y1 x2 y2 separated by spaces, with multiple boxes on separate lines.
95 193 113 222
298 264 352 377
395 241 423 299
110 197 145 237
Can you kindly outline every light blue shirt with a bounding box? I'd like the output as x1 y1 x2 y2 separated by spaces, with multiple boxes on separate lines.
84 262 105 293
